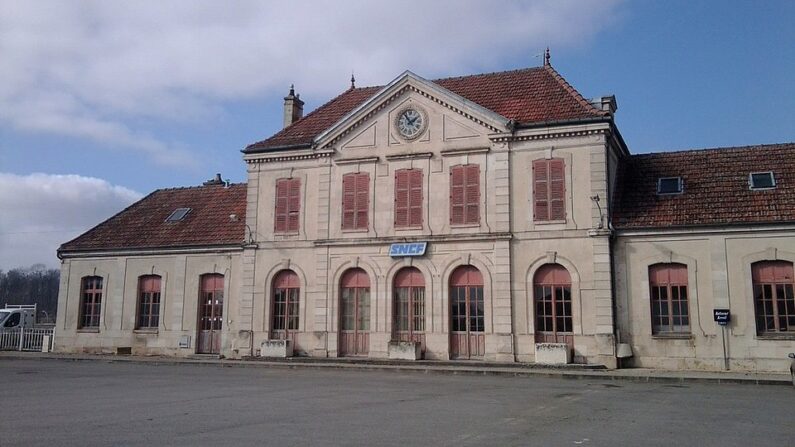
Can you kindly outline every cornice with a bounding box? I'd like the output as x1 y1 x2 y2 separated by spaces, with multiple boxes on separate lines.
491 128 608 143
334 156 380 165
384 152 433 161
245 151 333 164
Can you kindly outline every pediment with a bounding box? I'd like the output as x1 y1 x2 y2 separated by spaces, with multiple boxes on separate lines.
316 71 511 151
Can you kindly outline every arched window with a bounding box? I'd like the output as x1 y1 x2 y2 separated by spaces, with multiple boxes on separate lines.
136 275 161 329
272 270 300 340
79 276 103 329
649 264 689 334
393 267 425 352
752 261 795 334
339 268 370 356
450 265 484 359
534 264 572 345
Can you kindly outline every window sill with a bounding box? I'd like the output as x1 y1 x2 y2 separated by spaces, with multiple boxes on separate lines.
341 228 369 234
133 329 159 334
756 333 795 341
394 226 423 231
651 333 693 340
77 328 100 333
450 223 480 228
533 219 566 226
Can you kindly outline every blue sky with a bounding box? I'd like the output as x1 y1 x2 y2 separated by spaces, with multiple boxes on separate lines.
1 1 794 269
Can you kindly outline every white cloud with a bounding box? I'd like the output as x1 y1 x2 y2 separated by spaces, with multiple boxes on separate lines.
0 173 142 270
0 0 622 165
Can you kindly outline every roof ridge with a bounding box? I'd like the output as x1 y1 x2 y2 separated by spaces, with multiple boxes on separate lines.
155 182 247 192
431 65 545 83
631 142 795 158
542 64 607 116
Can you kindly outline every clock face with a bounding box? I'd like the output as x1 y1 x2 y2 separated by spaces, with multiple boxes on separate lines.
396 108 425 139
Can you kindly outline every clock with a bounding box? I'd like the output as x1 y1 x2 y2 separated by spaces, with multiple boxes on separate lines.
395 106 427 140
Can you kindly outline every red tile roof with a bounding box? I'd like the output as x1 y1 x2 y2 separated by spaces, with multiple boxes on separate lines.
247 65 606 151
612 143 795 229
59 183 247 253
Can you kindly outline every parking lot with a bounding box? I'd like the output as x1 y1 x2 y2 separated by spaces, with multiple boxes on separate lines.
0 358 792 446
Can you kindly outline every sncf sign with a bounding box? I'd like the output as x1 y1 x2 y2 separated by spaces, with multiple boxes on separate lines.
389 242 427 257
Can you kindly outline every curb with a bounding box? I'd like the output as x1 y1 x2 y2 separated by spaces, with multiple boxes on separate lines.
2 353 791 387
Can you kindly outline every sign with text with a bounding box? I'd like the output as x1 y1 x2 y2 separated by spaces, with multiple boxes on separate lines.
389 242 427 257
713 309 731 326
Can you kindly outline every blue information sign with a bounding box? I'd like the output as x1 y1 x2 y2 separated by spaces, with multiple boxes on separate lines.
389 242 427 257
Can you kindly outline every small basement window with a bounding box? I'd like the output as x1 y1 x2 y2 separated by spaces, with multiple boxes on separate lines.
165 207 191 222
749 172 776 190
657 177 683 195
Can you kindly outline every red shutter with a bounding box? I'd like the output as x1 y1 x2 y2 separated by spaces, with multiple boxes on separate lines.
549 159 565 220
355 173 369 229
395 170 409 227
342 174 356 229
287 178 301 232
408 169 423 227
464 164 480 224
533 159 549 221
450 165 465 224
274 179 288 232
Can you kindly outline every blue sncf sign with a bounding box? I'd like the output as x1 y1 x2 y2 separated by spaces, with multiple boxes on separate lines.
389 242 428 257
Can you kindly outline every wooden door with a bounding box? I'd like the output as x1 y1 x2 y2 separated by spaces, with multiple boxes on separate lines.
339 269 370 356
197 274 224 354
393 267 426 355
450 266 485 359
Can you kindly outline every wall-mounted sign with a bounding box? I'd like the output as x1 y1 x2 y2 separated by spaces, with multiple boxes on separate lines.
713 309 731 326
389 242 427 257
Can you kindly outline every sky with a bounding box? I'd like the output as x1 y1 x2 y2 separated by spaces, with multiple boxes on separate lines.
1 1 794 271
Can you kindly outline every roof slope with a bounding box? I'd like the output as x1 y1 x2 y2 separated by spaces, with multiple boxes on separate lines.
59 183 247 253
613 143 795 229
247 65 605 151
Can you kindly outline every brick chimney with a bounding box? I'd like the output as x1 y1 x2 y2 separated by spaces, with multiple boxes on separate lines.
283 84 304 128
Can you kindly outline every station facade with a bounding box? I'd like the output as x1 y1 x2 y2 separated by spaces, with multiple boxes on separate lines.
55 63 795 372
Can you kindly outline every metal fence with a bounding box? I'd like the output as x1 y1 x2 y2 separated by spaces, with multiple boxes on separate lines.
0 327 54 352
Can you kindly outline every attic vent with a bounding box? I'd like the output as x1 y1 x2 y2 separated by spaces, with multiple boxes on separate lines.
657 177 683 195
749 172 775 190
165 207 191 222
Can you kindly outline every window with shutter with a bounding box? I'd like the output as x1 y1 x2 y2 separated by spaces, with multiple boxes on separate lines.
275 178 301 233
533 158 566 222
395 169 423 228
342 172 369 230
450 164 480 225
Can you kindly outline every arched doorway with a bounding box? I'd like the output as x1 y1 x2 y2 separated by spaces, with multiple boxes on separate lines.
339 268 370 356
197 273 224 354
393 267 425 354
449 265 484 359
271 270 300 342
533 264 573 350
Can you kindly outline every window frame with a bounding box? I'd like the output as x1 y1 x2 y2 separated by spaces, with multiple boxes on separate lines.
394 168 423 229
749 171 776 190
656 177 683 195
274 177 301 234
752 261 795 336
341 172 370 231
136 275 162 330
449 164 480 226
78 276 103 330
648 263 691 335
532 158 566 222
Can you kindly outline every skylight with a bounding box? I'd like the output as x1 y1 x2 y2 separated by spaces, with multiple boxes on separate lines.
165 207 191 222
749 172 776 190
657 177 683 195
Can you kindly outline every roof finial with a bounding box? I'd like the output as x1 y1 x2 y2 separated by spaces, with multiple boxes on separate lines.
544 47 550 66
350 71 356 89
288 84 295 96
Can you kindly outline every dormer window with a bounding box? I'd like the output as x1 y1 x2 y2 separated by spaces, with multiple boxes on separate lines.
749 172 776 190
165 207 191 222
657 177 682 195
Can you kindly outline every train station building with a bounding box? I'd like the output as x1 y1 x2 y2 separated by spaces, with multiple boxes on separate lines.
55 60 795 371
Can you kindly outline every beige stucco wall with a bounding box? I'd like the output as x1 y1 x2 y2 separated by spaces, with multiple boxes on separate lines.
614 228 795 372
54 250 242 357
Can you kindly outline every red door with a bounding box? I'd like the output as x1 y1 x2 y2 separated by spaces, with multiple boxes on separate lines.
534 264 574 350
450 266 485 359
271 270 300 342
393 267 426 355
340 269 370 356
197 274 224 354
